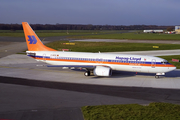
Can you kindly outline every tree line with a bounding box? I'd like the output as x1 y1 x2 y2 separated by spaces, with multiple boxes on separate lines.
0 23 174 30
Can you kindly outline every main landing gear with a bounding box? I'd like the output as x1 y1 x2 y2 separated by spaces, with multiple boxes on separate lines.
84 71 90 76
155 75 160 79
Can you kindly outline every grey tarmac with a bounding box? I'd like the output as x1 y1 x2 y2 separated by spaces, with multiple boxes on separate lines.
1 37 180 120
0 54 180 119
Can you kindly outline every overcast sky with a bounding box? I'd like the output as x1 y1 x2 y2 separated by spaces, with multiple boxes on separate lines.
1 0 180 25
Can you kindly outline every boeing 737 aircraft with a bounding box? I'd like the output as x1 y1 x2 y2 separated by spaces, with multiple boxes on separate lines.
22 22 176 78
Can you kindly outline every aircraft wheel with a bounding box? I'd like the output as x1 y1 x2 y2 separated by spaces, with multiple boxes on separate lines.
84 71 90 76
155 75 159 79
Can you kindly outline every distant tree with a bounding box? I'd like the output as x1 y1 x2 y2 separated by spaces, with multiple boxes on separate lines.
0 23 175 30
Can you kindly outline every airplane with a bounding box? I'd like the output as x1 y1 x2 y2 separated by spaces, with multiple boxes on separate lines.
22 22 176 78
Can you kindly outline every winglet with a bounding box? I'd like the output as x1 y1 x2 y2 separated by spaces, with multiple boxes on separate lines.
22 22 56 51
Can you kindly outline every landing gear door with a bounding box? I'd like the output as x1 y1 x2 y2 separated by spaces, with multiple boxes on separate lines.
151 59 156 68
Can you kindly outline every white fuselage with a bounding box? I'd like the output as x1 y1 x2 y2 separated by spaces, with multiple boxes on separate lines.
27 51 176 74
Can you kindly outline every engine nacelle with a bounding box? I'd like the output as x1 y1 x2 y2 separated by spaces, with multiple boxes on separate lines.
93 66 112 76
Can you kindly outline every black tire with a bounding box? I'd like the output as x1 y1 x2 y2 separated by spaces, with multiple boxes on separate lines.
84 71 90 76
155 75 159 79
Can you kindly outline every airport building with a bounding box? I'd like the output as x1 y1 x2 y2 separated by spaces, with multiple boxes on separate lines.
175 26 180 34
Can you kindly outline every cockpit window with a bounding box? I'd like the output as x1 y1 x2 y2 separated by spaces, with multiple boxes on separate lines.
161 60 168 64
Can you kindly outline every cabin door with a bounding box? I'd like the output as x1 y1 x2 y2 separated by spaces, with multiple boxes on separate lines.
96 58 103 64
151 59 156 68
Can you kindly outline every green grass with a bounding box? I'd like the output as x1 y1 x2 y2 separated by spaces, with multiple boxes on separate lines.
159 55 180 69
0 30 125 37
46 41 180 52
69 32 180 40
1 30 180 40
81 102 180 120
0 30 24 37
0 30 93 37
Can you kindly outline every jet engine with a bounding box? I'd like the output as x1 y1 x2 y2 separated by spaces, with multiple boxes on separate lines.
93 66 112 76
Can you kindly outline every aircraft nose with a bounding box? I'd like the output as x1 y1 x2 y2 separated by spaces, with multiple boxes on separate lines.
165 65 176 72
169 65 176 71
171 66 176 71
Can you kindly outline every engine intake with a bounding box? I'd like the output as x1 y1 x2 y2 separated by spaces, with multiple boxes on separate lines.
93 66 112 76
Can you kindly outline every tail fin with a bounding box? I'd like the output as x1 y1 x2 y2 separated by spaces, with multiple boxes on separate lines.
22 22 56 51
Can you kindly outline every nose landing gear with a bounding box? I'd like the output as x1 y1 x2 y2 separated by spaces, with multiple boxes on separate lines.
155 73 165 79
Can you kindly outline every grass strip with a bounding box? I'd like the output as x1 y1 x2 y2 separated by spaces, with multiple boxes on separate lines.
69 33 180 40
1 30 180 40
46 41 180 52
81 102 180 120
0 30 125 37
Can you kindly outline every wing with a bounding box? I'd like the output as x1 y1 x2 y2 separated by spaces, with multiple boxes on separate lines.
47 65 112 76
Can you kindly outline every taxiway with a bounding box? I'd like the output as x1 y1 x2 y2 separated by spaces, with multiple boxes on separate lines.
0 54 180 89
1 38 180 120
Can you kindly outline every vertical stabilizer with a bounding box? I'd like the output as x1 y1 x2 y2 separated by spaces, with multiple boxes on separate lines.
22 22 56 51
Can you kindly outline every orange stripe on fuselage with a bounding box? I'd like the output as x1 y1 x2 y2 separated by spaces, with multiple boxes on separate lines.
34 57 175 68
